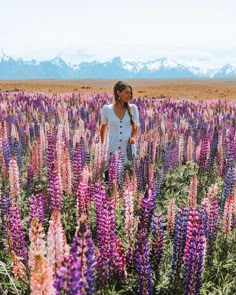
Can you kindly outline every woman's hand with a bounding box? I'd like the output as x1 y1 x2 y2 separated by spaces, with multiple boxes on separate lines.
128 137 135 144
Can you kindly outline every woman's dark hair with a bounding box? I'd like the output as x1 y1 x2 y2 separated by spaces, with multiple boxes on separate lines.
113 81 137 131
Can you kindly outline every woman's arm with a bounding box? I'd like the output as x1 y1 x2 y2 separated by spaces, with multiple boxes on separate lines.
129 125 140 144
100 124 108 144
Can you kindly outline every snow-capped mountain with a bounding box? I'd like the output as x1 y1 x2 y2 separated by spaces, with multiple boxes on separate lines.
0 52 236 79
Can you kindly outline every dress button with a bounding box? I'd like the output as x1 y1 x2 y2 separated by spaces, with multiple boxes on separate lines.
120 132 122 134
118 147 121 149
119 139 122 142
120 120 122 123
120 126 122 128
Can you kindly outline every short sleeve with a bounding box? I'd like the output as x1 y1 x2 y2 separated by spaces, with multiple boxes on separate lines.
101 105 108 124
132 104 140 126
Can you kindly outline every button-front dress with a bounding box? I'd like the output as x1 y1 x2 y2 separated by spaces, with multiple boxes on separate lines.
101 103 140 169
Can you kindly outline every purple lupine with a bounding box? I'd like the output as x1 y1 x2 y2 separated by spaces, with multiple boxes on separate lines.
54 214 96 295
170 207 189 282
47 162 62 212
221 165 235 210
150 212 164 273
27 164 34 194
137 187 156 236
2 138 11 170
184 209 206 295
206 127 219 171
0 193 11 239
198 135 209 172
134 229 153 295
46 131 56 177
29 193 44 226
8 203 28 266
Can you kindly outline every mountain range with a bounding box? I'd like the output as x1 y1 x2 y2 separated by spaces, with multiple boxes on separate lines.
0 52 236 79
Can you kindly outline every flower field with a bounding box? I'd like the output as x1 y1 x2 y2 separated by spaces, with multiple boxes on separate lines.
0 91 236 295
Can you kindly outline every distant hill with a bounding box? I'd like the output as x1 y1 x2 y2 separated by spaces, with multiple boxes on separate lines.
0 52 236 79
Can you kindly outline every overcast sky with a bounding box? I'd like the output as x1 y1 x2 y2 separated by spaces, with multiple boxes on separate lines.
1 0 236 67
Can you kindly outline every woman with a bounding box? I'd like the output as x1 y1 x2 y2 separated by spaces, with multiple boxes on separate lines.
100 81 140 180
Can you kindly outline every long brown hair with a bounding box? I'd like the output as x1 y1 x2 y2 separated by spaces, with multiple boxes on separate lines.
113 81 137 132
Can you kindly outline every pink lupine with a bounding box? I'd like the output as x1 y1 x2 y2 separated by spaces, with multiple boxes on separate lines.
167 199 176 235
187 135 193 162
123 188 135 243
9 155 20 202
188 175 198 209
30 253 55 295
47 209 66 273
61 144 72 194
11 250 26 280
222 196 233 235
28 217 46 269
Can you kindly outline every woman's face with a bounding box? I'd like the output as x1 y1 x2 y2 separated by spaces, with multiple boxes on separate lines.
118 86 132 103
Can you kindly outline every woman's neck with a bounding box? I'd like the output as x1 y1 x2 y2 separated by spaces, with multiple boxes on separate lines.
114 101 126 109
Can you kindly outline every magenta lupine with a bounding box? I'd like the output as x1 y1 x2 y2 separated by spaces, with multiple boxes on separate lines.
47 162 62 212
184 210 206 295
54 214 96 295
77 182 90 217
8 203 28 266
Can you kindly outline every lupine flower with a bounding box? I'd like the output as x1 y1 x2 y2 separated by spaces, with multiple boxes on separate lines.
222 195 233 235
30 253 55 295
11 250 26 280
8 203 28 266
28 217 46 269
170 207 189 282
184 210 206 295
47 209 66 273
150 212 164 273
29 194 44 226
47 162 62 212
134 229 153 295
123 188 135 243
9 155 20 203
54 214 96 295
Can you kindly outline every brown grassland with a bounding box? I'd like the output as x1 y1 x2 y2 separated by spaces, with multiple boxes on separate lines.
0 78 236 99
